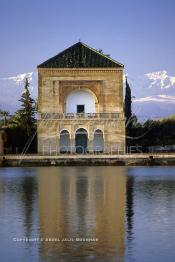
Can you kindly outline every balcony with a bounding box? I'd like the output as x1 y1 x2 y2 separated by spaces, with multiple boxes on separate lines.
38 112 124 120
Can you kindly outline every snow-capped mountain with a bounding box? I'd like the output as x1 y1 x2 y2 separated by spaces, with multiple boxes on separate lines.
145 71 175 89
0 72 37 113
127 70 175 120
2 72 34 85
0 70 175 120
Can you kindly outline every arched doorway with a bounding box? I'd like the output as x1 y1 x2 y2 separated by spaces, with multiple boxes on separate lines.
60 130 70 153
75 128 88 154
93 129 104 153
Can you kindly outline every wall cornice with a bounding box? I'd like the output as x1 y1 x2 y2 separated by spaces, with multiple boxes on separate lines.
38 68 123 73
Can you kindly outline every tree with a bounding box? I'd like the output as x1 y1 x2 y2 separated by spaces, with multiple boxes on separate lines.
17 78 36 136
0 130 7 143
0 110 10 127
124 77 132 134
11 111 23 128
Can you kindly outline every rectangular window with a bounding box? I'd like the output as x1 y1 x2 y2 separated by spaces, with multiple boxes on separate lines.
77 105 85 113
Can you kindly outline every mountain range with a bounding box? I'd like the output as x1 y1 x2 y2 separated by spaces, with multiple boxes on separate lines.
0 70 175 121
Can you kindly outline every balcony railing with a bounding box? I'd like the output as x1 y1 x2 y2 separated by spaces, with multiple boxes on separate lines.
38 112 124 120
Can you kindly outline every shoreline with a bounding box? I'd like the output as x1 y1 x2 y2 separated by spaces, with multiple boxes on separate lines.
1 154 175 166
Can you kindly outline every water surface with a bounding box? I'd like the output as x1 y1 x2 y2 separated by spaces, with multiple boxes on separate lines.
0 166 175 262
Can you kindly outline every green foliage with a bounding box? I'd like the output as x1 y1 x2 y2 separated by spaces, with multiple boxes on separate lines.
16 78 36 137
10 111 22 128
0 130 7 142
1 78 37 153
123 78 175 150
124 77 132 122
124 77 134 143
4 126 37 153
0 110 10 127
129 118 175 151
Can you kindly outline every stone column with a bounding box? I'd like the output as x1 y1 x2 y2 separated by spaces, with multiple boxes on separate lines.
38 137 46 155
70 131 75 154
88 128 94 154
103 131 109 154
57 135 60 155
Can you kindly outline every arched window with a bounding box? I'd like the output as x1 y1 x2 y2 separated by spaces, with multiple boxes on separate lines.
60 130 70 153
75 128 88 154
93 129 104 153
65 89 96 114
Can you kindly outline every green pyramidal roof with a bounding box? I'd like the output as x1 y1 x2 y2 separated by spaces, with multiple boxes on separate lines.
38 42 124 68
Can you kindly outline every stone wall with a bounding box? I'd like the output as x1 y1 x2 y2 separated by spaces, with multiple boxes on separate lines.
38 68 124 113
37 68 125 154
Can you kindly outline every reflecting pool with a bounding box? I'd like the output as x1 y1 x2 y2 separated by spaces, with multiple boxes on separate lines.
0 166 175 262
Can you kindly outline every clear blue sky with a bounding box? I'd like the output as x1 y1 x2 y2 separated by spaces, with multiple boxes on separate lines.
0 0 174 77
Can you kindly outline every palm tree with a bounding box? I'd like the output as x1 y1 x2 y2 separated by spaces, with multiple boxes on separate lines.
11 111 22 128
0 110 10 127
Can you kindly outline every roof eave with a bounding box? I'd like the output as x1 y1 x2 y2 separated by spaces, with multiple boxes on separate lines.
37 67 124 71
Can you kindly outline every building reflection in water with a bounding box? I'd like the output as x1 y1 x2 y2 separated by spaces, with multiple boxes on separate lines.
2 167 175 262
38 167 127 261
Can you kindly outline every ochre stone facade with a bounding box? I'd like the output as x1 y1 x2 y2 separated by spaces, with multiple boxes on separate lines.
37 42 125 154
37 68 125 154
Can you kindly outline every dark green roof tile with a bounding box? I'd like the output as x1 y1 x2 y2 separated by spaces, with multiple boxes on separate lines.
38 42 124 68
